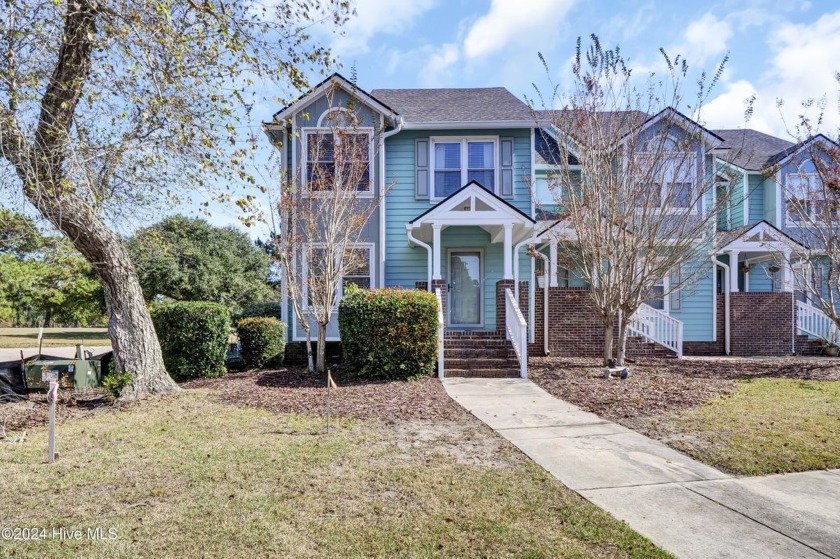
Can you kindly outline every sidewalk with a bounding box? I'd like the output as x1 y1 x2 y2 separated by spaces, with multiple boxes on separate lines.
443 377 840 559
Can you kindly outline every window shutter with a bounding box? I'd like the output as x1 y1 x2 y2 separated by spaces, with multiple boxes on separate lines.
669 267 682 311
500 137 514 199
416 138 429 199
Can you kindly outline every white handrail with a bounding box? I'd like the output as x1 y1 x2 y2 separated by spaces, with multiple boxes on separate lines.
435 288 445 378
796 300 840 346
505 288 528 378
628 303 684 358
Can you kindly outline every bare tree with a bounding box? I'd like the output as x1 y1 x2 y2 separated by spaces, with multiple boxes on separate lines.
0 1 348 398
533 37 738 365
268 91 385 372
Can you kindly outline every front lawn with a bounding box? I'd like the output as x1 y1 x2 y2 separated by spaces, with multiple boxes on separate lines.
0 327 110 349
0 375 670 558
530 357 840 476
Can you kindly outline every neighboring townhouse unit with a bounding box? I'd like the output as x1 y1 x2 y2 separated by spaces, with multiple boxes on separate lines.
265 73 839 376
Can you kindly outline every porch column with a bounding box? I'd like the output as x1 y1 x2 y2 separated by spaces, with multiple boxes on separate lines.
727 250 740 292
549 240 559 287
432 224 442 280
781 249 793 292
503 224 513 280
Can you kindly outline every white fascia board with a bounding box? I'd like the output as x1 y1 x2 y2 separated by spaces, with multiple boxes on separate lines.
401 120 535 130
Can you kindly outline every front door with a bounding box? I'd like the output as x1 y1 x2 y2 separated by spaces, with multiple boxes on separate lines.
448 250 483 327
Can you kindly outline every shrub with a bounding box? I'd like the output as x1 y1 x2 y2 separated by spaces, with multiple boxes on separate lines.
235 301 282 324
151 301 231 381
338 288 438 380
102 371 132 400
237 317 286 369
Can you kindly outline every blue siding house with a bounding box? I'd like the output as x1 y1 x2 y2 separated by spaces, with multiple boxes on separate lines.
266 74 840 375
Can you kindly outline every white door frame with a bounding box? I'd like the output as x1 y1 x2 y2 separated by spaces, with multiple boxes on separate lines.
446 248 484 328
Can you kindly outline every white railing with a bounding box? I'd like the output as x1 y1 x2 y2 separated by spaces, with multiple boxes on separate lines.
505 288 528 378
435 288 445 378
628 303 684 358
796 300 840 346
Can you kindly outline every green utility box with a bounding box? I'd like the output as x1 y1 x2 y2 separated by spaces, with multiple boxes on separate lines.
24 358 104 392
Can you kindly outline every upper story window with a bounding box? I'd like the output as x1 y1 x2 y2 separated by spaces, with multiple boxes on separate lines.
786 173 828 222
432 137 497 199
304 128 373 194
636 154 694 212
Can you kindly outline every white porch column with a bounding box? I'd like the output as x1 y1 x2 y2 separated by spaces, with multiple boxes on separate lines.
432 224 442 280
781 249 793 292
549 240 559 287
503 224 513 280
727 250 740 292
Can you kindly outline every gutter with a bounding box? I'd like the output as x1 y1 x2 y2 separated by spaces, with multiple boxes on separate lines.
715 259 732 355
378 116 404 288
528 245 550 356
406 226 432 292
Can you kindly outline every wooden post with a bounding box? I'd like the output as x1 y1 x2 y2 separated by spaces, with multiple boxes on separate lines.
48 379 57 463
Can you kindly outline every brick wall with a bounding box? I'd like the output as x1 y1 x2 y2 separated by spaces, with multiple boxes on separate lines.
414 281 428 291
530 287 609 357
284 341 343 365
730 292 795 356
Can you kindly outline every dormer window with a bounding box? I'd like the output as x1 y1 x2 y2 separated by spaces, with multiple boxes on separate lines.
431 137 497 199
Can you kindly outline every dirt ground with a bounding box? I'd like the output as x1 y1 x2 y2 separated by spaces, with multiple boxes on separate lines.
529 355 840 437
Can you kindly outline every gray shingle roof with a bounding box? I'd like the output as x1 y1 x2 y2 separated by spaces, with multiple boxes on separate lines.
536 109 651 139
711 129 794 171
370 87 534 123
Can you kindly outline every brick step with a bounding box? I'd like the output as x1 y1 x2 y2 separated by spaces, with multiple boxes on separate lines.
444 331 505 339
445 358 519 369
443 339 509 346
444 348 517 358
444 368 519 378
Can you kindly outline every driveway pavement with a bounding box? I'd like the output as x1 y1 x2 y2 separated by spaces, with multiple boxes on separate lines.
443 377 840 559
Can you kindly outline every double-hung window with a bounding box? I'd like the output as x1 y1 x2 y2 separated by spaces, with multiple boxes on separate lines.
305 129 372 193
636 153 694 212
786 173 828 222
303 244 374 308
432 138 497 199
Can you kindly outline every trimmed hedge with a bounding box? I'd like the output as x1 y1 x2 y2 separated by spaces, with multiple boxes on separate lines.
235 301 282 324
338 288 438 380
237 317 286 369
151 301 231 381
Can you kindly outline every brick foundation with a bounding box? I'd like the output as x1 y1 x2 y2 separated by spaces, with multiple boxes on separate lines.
495 280 528 334
414 281 428 291
529 287 610 357
284 341 343 365
730 292 795 356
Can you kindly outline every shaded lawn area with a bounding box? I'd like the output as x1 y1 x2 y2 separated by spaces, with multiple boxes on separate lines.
530 357 840 476
0 327 110 349
0 372 671 559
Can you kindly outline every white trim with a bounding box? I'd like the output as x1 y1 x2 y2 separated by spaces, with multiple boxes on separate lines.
271 74 398 123
317 107 357 127
429 136 500 201
446 248 485 328
530 128 537 218
300 127 375 197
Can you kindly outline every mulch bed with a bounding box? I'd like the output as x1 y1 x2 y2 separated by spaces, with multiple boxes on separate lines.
183 368 471 423
529 356 840 422
0 392 110 436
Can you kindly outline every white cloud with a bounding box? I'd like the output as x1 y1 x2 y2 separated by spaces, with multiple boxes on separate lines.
681 13 733 65
463 0 576 60
419 43 461 86
331 0 437 56
704 10 840 137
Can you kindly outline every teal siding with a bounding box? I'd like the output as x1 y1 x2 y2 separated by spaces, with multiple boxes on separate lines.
747 261 778 292
671 259 715 341
440 227 501 330
763 176 778 225
384 128 532 299
748 174 764 225
730 172 747 229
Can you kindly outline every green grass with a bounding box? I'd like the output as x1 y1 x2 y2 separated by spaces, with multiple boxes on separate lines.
0 390 670 558
0 327 110 349
667 378 840 476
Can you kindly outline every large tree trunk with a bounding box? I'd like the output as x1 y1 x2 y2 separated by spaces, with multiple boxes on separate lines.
603 321 614 366
616 315 629 367
29 191 178 400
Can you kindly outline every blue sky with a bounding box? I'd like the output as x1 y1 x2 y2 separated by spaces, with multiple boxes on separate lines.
195 0 840 236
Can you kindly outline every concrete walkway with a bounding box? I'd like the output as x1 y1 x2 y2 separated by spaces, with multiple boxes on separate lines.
443 377 840 559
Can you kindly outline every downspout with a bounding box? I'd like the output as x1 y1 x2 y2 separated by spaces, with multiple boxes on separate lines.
513 237 533 301
407 226 432 292
715 260 731 355
527 245 550 356
378 116 404 288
